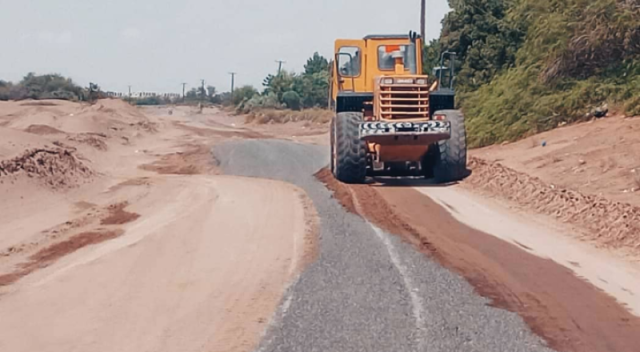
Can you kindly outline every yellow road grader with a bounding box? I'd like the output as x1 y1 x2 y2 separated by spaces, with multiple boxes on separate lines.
329 32 467 184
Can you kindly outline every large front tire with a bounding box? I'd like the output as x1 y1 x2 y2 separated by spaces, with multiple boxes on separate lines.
333 112 366 184
433 110 468 183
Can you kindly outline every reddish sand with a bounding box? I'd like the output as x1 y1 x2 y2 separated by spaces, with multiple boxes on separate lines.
316 168 640 352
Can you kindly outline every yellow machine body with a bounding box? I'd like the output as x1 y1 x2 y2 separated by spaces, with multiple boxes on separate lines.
330 34 448 163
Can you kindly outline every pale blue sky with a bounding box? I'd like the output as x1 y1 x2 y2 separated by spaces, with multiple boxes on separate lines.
0 0 450 94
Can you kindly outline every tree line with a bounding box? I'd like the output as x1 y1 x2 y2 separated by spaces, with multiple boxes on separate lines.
0 73 89 101
231 52 330 113
133 52 332 110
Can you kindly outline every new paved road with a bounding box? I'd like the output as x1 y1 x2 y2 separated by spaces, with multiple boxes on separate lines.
214 139 554 352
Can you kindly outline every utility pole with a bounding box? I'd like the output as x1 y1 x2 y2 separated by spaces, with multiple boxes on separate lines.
275 60 286 75
128 85 132 99
181 82 187 102
421 0 426 42
228 72 236 93
200 79 206 104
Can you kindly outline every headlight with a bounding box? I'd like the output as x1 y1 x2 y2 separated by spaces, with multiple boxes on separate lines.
416 78 428 85
395 78 414 84
382 78 394 85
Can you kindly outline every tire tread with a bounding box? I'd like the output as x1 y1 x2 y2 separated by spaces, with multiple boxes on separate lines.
433 110 468 183
333 112 366 184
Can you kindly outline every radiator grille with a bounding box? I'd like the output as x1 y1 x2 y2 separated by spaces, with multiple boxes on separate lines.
379 83 429 119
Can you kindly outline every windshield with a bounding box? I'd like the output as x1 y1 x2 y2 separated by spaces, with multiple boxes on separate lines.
378 45 411 71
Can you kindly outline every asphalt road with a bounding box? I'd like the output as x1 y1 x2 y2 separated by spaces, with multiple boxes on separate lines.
213 139 555 352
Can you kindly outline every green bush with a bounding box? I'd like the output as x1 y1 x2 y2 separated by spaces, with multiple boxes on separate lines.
282 91 302 110
260 53 330 109
236 93 282 114
0 73 85 101
135 96 164 106
232 86 258 106
20 73 83 101
0 80 11 101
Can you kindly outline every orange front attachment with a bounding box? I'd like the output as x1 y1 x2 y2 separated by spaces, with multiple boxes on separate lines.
376 144 430 162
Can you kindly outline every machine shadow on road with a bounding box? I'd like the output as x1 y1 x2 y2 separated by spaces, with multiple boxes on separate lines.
369 169 472 188
368 177 456 188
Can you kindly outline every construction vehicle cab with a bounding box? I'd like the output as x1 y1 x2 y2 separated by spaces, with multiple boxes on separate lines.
329 32 467 184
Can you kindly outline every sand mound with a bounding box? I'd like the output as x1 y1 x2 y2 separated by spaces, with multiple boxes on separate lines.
0 100 78 130
90 99 144 116
472 115 640 207
0 147 93 189
2 99 157 137
464 157 640 253
0 127 54 159
19 101 60 107
67 133 108 151
140 144 219 175
87 99 158 133
24 124 66 135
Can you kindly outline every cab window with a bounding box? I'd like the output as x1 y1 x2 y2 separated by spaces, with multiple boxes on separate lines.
337 46 361 77
378 45 410 71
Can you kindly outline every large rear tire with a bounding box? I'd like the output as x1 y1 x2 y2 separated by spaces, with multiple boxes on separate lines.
433 110 467 183
333 112 366 184
330 117 336 174
421 145 438 179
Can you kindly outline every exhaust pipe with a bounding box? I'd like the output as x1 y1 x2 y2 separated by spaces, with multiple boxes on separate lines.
408 31 418 75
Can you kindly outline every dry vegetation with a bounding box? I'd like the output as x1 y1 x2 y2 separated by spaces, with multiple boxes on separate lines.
244 108 332 125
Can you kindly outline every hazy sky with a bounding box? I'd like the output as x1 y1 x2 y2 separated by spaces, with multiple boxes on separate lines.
0 0 450 94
